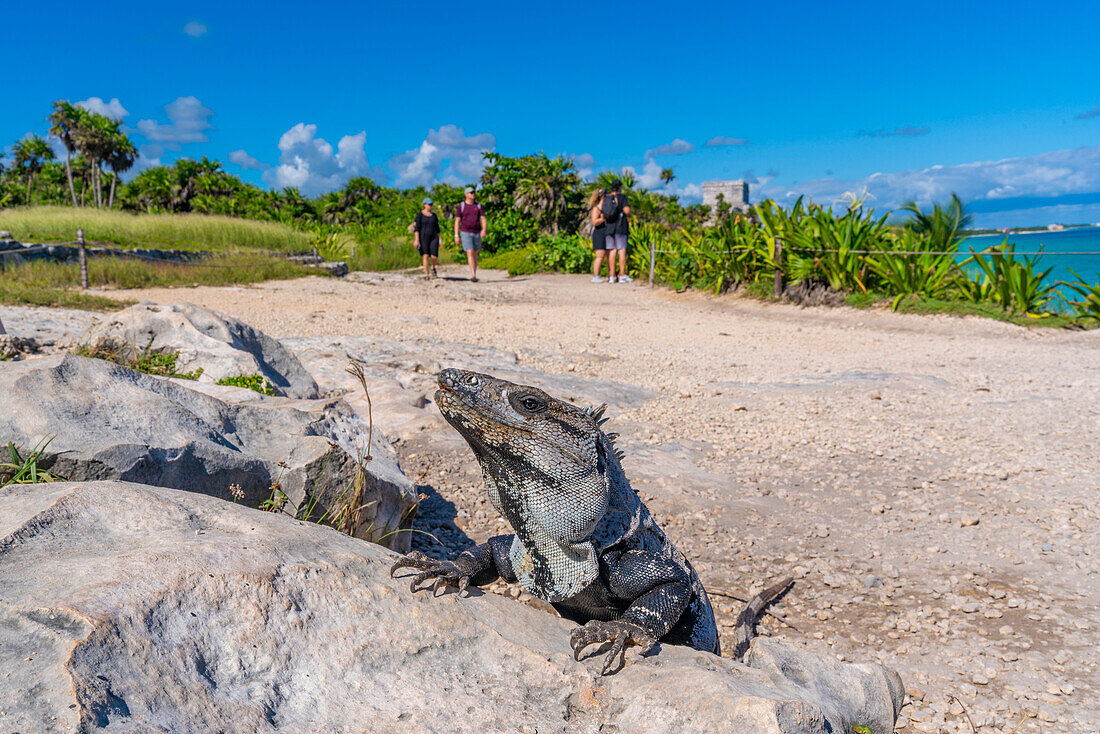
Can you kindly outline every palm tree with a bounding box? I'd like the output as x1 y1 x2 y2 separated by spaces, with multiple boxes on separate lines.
513 154 580 234
48 100 85 207
106 132 136 208
12 135 55 204
660 168 675 187
75 112 116 208
899 193 973 251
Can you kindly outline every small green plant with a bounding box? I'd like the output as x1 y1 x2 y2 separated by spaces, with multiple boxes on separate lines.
866 230 957 310
958 241 1056 316
1 437 63 488
72 337 204 380
313 230 358 261
217 373 276 395
1063 269 1100 324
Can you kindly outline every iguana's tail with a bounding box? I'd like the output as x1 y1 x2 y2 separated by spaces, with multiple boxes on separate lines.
731 577 794 659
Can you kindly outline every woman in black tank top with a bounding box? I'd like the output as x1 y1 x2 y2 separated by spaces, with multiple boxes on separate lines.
589 188 609 283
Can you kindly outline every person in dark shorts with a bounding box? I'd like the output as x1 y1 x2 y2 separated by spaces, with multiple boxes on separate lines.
413 197 440 280
601 179 633 283
588 188 609 283
453 186 487 282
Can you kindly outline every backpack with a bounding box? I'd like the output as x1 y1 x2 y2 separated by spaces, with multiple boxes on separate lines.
601 194 621 224
460 202 481 218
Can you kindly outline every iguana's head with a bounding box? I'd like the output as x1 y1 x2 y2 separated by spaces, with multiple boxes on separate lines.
435 368 610 544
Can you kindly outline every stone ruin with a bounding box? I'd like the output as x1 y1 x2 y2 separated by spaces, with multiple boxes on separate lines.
702 180 750 225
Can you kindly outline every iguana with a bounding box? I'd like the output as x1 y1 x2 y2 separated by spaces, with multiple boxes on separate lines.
390 368 791 673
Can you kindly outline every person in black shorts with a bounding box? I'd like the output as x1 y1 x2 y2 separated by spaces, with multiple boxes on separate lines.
413 197 440 280
588 188 609 282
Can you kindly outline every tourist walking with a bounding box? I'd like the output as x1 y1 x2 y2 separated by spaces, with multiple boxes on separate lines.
412 197 440 280
601 179 632 283
589 188 609 283
454 186 487 282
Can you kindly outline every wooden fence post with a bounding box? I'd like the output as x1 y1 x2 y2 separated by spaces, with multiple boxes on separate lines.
773 236 784 297
648 236 656 286
77 229 89 290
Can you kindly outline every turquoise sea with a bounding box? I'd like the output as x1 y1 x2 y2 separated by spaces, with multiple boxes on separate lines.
959 226 1100 312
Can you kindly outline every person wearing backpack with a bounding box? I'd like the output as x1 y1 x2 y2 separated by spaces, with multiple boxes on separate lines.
453 186 487 282
412 197 440 280
601 179 632 283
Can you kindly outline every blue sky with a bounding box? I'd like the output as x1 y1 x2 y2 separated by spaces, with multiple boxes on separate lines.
4 0 1100 226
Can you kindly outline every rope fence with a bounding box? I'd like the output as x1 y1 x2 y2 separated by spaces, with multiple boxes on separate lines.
0 229 327 287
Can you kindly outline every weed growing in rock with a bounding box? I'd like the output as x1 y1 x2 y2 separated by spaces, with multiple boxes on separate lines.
72 337 203 380
1 437 63 488
216 373 276 395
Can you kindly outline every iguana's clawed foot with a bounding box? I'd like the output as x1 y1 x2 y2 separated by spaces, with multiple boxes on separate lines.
389 550 474 597
570 619 656 675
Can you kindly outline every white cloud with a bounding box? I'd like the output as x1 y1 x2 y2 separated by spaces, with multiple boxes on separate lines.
183 21 207 37
646 139 695 157
633 158 665 189
262 123 385 194
229 149 267 170
133 144 163 171
759 145 1100 214
705 136 748 147
76 97 129 121
389 125 496 187
572 153 596 180
137 96 213 149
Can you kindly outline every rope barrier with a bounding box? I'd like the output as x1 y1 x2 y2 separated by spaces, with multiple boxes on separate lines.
650 248 1100 256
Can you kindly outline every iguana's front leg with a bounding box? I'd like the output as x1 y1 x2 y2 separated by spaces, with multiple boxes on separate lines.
571 549 692 674
390 534 516 596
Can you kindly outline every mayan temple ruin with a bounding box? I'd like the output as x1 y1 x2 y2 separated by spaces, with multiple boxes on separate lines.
702 180 750 224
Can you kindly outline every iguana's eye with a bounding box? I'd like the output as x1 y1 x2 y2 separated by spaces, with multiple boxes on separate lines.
462 374 480 386
510 392 547 414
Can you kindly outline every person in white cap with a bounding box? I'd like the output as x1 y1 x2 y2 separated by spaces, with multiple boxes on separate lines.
413 197 441 280
454 186 487 282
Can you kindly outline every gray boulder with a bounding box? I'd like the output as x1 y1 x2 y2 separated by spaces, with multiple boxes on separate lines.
0 480 904 733
79 302 320 398
0 354 415 550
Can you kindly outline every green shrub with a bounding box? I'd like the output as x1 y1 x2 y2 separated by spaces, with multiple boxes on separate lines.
957 241 1056 316
1063 269 1100 323
217 374 276 395
481 247 540 275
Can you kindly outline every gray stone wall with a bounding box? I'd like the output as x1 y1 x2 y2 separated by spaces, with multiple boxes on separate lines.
702 180 750 224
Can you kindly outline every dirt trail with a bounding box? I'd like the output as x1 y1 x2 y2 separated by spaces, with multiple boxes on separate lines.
115 265 1100 732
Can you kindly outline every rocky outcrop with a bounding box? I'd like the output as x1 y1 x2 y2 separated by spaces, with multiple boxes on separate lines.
79 302 320 398
0 480 904 733
0 354 415 550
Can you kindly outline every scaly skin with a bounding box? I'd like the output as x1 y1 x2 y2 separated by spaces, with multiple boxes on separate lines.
390 368 789 673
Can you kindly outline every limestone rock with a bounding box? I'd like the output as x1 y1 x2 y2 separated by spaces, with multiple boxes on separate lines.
80 302 320 398
0 354 415 550
0 481 903 733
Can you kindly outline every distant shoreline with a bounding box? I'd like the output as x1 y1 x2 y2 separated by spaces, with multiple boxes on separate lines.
964 223 1099 238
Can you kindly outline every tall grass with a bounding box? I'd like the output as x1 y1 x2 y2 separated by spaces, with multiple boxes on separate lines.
1 253 317 294
0 206 314 252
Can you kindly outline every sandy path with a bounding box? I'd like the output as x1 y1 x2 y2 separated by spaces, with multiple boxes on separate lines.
115 265 1100 731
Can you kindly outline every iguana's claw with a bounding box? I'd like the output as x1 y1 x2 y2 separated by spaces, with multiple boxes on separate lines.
570 619 656 675
389 550 474 596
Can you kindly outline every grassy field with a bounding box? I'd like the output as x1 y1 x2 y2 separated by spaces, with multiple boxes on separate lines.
0 253 320 310
0 206 313 252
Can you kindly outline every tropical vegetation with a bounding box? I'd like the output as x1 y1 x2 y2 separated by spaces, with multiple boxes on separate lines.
2 99 1098 326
